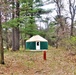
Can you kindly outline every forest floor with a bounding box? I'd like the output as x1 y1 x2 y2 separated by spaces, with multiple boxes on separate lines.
0 47 76 75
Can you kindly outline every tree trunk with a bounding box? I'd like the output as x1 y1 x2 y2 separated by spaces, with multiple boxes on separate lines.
20 33 24 48
70 19 74 36
55 0 65 33
5 28 9 49
5 13 9 49
12 0 15 50
5 0 9 50
12 27 19 51
12 0 20 51
69 0 75 36
0 12 4 64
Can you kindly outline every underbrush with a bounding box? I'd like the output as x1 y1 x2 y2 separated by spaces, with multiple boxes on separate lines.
1 46 76 75
59 36 76 53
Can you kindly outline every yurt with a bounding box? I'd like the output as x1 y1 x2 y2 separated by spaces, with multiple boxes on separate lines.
26 35 48 50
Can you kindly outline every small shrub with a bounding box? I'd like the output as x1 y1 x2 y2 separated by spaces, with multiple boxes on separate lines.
59 36 76 51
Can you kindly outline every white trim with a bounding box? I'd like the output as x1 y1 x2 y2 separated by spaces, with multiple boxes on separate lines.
30 50 47 51
36 42 40 50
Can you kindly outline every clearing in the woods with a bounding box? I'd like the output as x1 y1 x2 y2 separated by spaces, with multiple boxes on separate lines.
0 47 76 75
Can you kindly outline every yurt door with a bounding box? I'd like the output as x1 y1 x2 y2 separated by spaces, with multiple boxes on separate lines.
36 42 40 50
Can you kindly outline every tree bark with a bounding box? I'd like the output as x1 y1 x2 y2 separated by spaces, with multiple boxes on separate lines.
69 0 75 36
5 0 9 50
70 19 74 36
0 11 4 64
12 27 19 51
12 0 15 50
12 0 20 51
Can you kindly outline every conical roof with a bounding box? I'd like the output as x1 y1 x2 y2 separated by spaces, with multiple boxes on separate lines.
26 35 48 42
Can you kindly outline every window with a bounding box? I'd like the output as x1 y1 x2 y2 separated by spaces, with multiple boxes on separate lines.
37 42 39 46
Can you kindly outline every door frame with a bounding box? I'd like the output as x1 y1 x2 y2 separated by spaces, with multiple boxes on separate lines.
36 41 40 50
